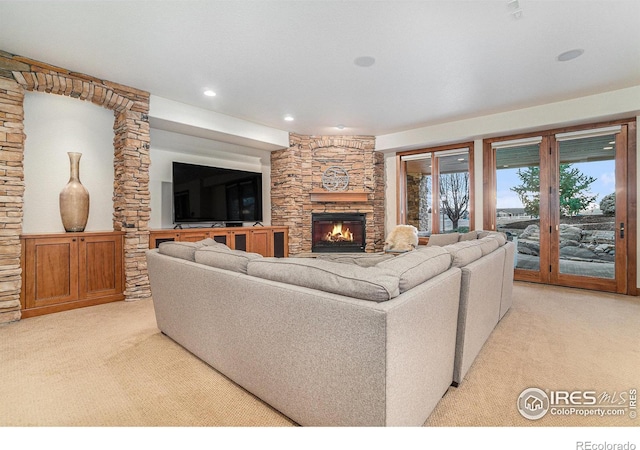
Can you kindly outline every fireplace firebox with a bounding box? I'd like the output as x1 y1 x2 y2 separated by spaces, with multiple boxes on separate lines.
312 213 366 253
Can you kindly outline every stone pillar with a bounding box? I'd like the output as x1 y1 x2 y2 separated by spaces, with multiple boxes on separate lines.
113 109 151 300
271 137 304 255
0 77 25 324
406 173 421 229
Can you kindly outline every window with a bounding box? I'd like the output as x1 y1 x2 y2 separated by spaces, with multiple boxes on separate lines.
399 143 474 236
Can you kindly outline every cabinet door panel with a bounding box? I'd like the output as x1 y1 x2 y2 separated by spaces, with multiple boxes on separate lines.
26 238 78 308
79 235 123 299
210 231 230 246
251 230 271 257
149 232 179 248
273 231 286 258
179 232 210 242
231 231 249 251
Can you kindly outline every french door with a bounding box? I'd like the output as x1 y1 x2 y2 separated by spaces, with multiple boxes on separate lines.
485 121 636 294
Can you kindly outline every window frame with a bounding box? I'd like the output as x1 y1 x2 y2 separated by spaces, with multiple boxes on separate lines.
397 142 475 240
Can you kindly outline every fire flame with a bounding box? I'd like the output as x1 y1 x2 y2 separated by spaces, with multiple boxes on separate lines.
323 222 353 242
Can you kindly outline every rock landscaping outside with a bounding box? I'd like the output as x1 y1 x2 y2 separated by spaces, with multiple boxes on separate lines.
499 215 616 265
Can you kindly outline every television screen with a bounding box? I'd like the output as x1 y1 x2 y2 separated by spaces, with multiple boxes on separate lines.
172 162 263 223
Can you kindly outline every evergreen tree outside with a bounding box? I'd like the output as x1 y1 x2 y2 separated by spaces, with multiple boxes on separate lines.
511 164 597 217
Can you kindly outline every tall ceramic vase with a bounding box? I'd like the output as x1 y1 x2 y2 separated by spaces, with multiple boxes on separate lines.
59 152 90 232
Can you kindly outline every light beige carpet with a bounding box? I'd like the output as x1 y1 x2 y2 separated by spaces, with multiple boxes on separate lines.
1 282 638 427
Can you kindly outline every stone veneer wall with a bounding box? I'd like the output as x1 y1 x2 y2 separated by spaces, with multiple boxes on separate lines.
406 173 421 230
271 133 385 254
0 50 151 324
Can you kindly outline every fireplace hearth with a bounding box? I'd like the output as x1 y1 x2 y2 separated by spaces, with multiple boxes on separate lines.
312 213 366 253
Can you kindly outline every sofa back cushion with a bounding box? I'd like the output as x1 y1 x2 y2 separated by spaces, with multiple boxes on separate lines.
477 230 507 246
458 231 479 241
247 258 400 302
317 253 395 267
377 247 452 293
426 232 460 247
195 246 262 274
158 241 204 261
477 236 500 255
200 238 232 250
445 241 484 268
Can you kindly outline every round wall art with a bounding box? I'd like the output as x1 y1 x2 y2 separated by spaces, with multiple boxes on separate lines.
321 166 349 191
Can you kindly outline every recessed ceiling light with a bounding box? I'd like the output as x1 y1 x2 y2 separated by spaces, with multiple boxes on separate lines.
457 158 465 162
354 56 376 67
284 115 294 122
603 146 613 150
203 89 216 97
609 141 616 144
557 49 584 62
336 124 345 130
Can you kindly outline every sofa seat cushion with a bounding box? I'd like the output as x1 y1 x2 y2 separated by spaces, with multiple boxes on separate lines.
195 246 262 274
247 258 400 302
426 232 460 247
377 246 452 293
445 241 483 268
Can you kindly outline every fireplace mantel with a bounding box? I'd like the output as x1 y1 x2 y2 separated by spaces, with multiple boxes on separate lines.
309 190 368 203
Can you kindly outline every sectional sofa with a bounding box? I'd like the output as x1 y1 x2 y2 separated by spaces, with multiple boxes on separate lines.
426 231 515 384
146 230 514 426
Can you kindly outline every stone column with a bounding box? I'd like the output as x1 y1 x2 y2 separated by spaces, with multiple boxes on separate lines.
271 138 304 255
113 109 151 300
0 77 25 324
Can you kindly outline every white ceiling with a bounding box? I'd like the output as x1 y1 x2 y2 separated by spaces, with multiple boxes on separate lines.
1 0 639 137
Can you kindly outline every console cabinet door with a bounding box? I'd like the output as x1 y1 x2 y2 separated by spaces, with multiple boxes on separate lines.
23 236 79 309
208 230 231 246
179 231 210 242
230 230 250 252
78 234 123 300
251 229 272 257
149 231 179 248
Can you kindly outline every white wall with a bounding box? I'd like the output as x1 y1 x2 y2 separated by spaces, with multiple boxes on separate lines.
22 92 115 233
149 129 273 228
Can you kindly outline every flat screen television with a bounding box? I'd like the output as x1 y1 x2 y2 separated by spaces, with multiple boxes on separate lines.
172 162 263 224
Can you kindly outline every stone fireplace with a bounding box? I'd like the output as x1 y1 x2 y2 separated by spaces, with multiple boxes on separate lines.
271 134 385 255
311 213 366 253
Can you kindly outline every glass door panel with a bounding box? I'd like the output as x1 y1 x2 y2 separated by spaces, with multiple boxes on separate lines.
553 131 625 291
495 143 542 274
437 150 470 233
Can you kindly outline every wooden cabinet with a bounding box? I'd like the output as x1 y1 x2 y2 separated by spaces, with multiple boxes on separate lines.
20 231 125 318
149 226 288 257
250 228 271 257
